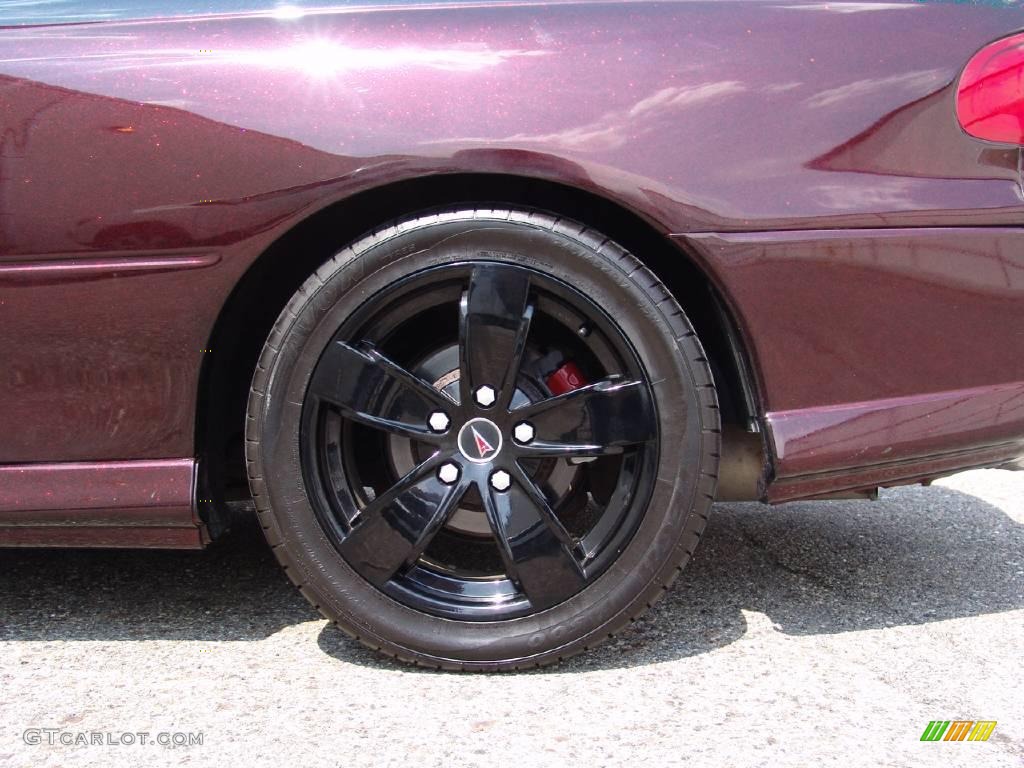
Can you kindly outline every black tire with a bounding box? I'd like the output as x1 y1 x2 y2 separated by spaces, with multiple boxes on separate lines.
246 208 719 671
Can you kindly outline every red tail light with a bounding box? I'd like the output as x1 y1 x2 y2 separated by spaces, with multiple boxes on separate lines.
956 33 1024 145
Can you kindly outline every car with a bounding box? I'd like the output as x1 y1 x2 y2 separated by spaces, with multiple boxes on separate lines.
1 0 1022 671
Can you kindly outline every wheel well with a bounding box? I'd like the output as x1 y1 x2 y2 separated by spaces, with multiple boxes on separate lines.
196 173 759 534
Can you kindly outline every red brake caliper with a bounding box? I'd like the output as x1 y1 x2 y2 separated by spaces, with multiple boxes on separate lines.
545 361 588 396
544 361 595 503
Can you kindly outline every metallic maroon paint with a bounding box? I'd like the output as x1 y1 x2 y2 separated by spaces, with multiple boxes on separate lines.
1 1 1023 542
766 381 1024 500
0 252 220 282
682 225 1024 492
0 459 204 547
681 227 1024 410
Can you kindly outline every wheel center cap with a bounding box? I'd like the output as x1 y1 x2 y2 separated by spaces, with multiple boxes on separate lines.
457 418 503 464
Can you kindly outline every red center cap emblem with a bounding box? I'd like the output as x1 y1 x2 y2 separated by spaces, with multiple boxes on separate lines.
458 418 503 464
471 426 496 458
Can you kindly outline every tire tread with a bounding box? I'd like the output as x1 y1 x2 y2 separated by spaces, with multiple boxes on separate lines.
246 208 720 671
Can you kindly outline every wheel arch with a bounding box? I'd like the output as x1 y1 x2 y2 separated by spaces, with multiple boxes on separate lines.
195 173 762 533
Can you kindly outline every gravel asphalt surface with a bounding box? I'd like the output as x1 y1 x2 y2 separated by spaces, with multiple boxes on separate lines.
0 468 1021 767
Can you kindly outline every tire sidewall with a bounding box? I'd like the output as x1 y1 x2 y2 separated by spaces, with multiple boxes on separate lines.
255 214 708 667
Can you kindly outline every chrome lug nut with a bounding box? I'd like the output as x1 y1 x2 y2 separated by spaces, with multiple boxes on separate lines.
428 411 450 433
513 422 535 444
474 385 496 407
438 462 460 485
490 469 511 492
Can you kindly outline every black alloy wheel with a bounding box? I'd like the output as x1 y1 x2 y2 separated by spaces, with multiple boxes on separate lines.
302 261 658 620
247 209 720 670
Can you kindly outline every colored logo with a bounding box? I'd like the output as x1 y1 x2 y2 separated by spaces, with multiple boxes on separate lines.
471 426 496 458
457 418 503 464
920 721 997 742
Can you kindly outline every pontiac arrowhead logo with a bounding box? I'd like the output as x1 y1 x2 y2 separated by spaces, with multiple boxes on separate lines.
471 425 496 458
458 418 502 463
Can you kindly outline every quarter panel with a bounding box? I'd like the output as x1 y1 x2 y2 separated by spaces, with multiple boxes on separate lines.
681 228 1024 412
683 226 1024 493
1 0 1022 472
1 1 1022 255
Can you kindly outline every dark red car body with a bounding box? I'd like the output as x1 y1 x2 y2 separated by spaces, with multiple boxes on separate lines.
1 0 1023 548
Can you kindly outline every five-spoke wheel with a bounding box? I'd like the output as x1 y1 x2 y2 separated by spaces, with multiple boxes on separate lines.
302 262 658 619
248 209 719 669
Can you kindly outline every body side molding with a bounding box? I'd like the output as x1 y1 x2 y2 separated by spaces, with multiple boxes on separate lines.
0 458 206 548
766 381 1024 501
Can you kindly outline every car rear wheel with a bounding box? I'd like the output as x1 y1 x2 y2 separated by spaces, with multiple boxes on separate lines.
246 208 719 670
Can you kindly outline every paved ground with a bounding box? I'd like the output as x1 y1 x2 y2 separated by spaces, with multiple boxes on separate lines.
0 468 1021 767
